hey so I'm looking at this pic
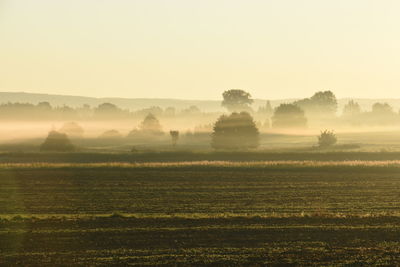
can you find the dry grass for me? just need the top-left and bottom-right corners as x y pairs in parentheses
(1, 160), (400, 169)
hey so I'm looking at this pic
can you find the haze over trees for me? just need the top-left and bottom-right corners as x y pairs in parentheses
(139, 113), (163, 134)
(59, 122), (84, 138)
(372, 102), (394, 115)
(272, 104), (307, 128)
(221, 89), (253, 112)
(294, 91), (338, 116)
(211, 112), (259, 150)
(99, 129), (122, 139)
(128, 113), (164, 139)
(257, 100), (273, 116)
(5, 89), (400, 152)
(94, 103), (123, 118)
(343, 100), (361, 117)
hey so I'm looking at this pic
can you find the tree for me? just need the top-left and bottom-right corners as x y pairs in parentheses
(135, 106), (163, 117)
(94, 103), (123, 118)
(318, 130), (337, 148)
(211, 112), (259, 150)
(271, 104), (307, 128)
(372, 102), (393, 115)
(342, 100), (361, 117)
(221, 89), (253, 112)
(96, 103), (119, 112)
(294, 91), (337, 115)
(164, 107), (176, 117)
(37, 102), (52, 110)
(257, 100), (273, 115)
(169, 130), (179, 147)
(181, 105), (201, 115)
(40, 131), (75, 152)
(139, 113), (163, 134)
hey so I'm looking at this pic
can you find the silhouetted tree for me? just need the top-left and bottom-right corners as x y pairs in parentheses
(94, 103), (123, 118)
(211, 112), (259, 150)
(139, 113), (163, 134)
(318, 130), (337, 148)
(164, 107), (176, 117)
(342, 100), (361, 116)
(222, 89), (253, 112)
(40, 131), (75, 152)
(272, 104), (307, 128)
(96, 103), (119, 112)
(169, 130), (179, 147)
(181, 105), (201, 115)
(37, 102), (52, 110)
(257, 100), (273, 115)
(294, 91), (337, 115)
(372, 102), (394, 115)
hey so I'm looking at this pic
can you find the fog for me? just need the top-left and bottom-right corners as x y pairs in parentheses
(1, 89), (400, 153)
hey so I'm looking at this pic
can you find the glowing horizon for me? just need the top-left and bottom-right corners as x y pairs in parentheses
(1, 0), (400, 100)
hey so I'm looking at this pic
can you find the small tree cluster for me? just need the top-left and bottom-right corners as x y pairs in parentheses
(318, 130), (337, 148)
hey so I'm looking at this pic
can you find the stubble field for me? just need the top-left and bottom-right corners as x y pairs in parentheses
(1, 153), (400, 266)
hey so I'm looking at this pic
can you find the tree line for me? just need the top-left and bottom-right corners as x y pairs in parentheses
(40, 89), (377, 151)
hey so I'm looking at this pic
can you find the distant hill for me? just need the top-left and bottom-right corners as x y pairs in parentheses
(0, 92), (399, 113)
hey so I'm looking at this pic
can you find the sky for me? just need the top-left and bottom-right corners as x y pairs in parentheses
(1, 0), (400, 100)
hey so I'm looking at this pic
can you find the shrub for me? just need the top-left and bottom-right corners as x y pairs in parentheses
(40, 131), (75, 152)
(318, 130), (337, 148)
(211, 112), (259, 150)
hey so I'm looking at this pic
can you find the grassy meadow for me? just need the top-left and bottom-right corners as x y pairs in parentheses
(1, 152), (400, 265)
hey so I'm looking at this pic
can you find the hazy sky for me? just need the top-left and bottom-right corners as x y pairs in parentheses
(1, 0), (399, 100)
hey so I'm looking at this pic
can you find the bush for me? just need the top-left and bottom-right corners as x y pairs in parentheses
(40, 131), (75, 152)
(211, 112), (259, 150)
(318, 130), (337, 148)
(272, 103), (307, 128)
